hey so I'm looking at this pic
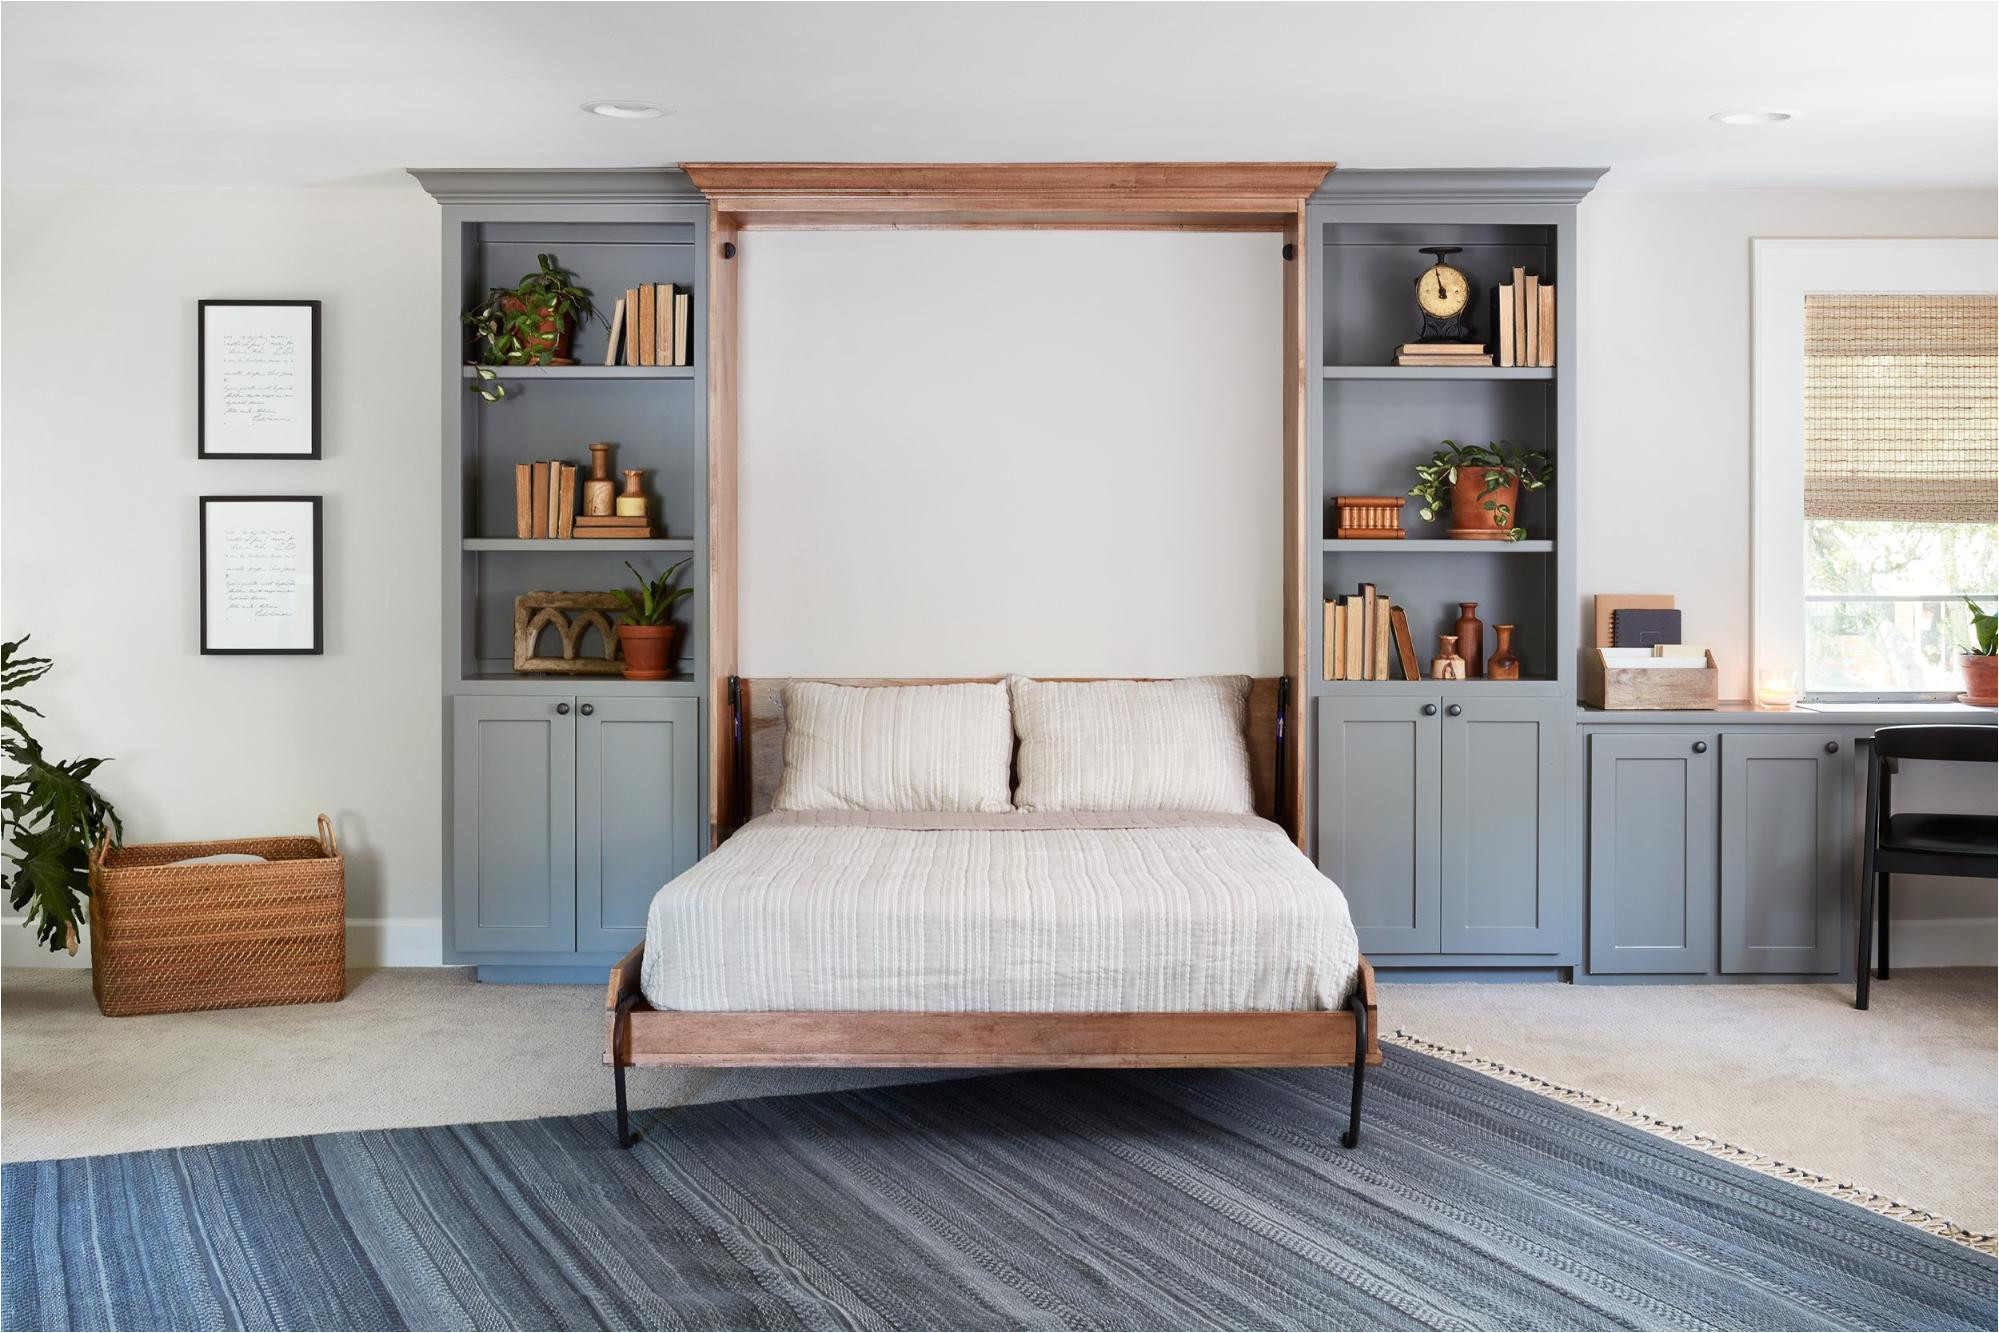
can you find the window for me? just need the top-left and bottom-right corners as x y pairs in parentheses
(1753, 241), (1998, 699)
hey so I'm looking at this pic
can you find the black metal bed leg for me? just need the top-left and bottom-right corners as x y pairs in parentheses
(612, 993), (640, 1148)
(1342, 991), (1369, 1149)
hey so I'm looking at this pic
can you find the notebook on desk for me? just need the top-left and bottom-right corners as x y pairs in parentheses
(1611, 608), (1683, 649)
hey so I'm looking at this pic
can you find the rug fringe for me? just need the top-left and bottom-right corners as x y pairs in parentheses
(1384, 1029), (1997, 1256)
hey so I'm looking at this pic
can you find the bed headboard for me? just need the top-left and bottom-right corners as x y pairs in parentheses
(729, 676), (1287, 831)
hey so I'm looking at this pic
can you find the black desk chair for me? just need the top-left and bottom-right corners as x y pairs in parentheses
(1855, 725), (1997, 1009)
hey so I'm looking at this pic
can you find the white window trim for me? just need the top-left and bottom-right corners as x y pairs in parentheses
(1750, 237), (1997, 699)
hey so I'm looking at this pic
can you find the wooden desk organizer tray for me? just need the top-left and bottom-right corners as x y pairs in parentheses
(1583, 648), (1719, 710)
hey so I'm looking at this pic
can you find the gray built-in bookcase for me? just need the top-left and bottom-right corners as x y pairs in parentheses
(413, 169), (711, 980)
(1304, 170), (1603, 971)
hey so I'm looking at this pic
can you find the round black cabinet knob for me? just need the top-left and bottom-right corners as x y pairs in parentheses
(1446, 704), (1463, 717)
(1692, 740), (1707, 753)
(580, 703), (595, 716)
(1421, 704), (1438, 716)
(555, 702), (571, 715)
(1825, 740), (1839, 754)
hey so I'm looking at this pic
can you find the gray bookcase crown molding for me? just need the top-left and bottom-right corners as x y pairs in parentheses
(1313, 168), (1610, 207)
(409, 167), (704, 207)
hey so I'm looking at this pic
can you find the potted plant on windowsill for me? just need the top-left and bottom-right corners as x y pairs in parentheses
(462, 253), (600, 402)
(611, 559), (692, 681)
(1409, 440), (1552, 541)
(1960, 598), (1996, 706)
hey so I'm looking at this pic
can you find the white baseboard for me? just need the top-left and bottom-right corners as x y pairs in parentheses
(1, 917), (444, 970)
(1874, 917), (1999, 969)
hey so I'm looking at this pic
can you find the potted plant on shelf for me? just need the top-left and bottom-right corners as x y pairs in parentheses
(610, 559), (692, 681)
(1960, 598), (1996, 706)
(1409, 439), (1552, 542)
(2, 638), (122, 956)
(462, 253), (599, 402)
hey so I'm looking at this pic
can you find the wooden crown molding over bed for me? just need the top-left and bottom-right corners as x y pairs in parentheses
(680, 161), (1336, 230)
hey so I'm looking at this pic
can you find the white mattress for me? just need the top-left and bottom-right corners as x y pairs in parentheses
(640, 810), (1361, 1013)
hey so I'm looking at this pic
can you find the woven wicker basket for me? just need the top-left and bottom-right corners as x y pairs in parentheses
(87, 814), (346, 1017)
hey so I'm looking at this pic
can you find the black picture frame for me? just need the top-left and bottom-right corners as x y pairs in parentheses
(199, 496), (324, 655)
(197, 299), (321, 459)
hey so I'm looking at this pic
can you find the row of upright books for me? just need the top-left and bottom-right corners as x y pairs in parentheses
(605, 285), (692, 367)
(1495, 266), (1555, 368)
(1324, 584), (1421, 681)
(512, 461), (653, 539)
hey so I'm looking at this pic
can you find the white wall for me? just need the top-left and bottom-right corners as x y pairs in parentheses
(737, 230), (1282, 677)
(1575, 188), (1997, 698)
(1, 185), (442, 967)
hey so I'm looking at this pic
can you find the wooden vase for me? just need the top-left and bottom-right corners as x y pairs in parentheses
(1453, 601), (1485, 677)
(583, 443), (617, 517)
(1430, 634), (1465, 681)
(1489, 623), (1521, 681)
(616, 469), (648, 519)
(1447, 467), (1518, 541)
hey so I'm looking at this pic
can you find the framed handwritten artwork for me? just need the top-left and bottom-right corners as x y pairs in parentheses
(198, 300), (320, 459)
(199, 496), (323, 654)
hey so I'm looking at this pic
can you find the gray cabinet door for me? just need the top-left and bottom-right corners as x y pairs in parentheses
(1441, 700), (1562, 954)
(1720, 730), (1846, 975)
(1586, 732), (1716, 974)
(576, 696), (701, 954)
(451, 695), (576, 954)
(1317, 696), (1440, 954)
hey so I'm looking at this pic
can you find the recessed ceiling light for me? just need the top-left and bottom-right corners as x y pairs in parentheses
(582, 100), (669, 120)
(1710, 108), (1797, 126)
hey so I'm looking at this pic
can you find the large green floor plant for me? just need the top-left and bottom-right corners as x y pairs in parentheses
(3, 638), (121, 954)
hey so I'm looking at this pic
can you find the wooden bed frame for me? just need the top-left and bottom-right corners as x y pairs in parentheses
(603, 675), (1383, 1149)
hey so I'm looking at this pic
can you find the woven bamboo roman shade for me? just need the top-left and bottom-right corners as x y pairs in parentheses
(1803, 293), (1997, 522)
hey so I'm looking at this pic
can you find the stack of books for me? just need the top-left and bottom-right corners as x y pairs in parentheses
(1494, 266), (1556, 367)
(513, 461), (655, 539)
(1324, 584), (1421, 681)
(604, 284), (693, 367)
(1395, 342), (1492, 367)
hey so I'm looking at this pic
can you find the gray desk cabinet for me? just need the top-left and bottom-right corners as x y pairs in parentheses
(1587, 732), (1716, 973)
(576, 696), (700, 953)
(1318, 696), (1563, 957)
(453, 693), (699, 958)
(452, 696), (577, 954)
(1719, 730), (1846, 975)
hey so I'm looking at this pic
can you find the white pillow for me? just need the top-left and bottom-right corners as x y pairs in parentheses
(1009, 675), (1256, 814)
(773, 681), (1014, 813)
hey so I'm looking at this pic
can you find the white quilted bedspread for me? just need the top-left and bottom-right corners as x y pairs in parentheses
(640, 811), (1361, 1013)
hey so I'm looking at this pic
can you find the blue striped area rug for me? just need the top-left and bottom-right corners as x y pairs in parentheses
(4, 1047), (1992, 1331)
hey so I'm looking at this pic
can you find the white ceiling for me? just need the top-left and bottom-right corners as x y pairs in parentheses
(3, 1), (1994, 192)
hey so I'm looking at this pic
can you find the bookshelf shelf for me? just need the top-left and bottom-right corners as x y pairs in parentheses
(1308, 676), (1564, 698)
(462, 537), (695, 552)
(461, 364), (694, 380)
(1322, 366), (1553, 381)
(1321, 539), (1553, 554)
(457, 673), (705, 696)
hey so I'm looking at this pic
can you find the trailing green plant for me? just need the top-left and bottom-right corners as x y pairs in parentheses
(462, 253), (600, 401)
(1963, 598), (1997, 656)
(2, 638), (121, 955)
(611, 559), (693, 627)
(1408, 439), (1552, 541)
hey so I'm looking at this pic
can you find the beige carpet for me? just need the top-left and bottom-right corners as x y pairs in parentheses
(3, 967), (1992, 1233)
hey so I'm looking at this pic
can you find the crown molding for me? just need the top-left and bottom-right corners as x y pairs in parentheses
(1312, 168), (1608, 207)
(407, 168), (703, 206)
(681, 162), (1335, 230)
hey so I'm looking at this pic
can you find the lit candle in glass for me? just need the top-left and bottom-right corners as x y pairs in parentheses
(1756, 668), (1798, 710)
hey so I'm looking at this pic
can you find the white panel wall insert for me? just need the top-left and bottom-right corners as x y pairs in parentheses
(737, 229), (1283, 678)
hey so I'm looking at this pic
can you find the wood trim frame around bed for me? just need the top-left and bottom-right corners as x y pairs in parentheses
(604, 672), (1379, 1151)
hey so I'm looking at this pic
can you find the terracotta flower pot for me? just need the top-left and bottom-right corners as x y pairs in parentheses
(618, 624), (677, 681)
(1960, 652), (1997, 707)
(1448, 467), (1520, 541)
(501, 296), (575, 365)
